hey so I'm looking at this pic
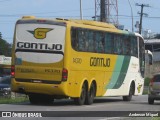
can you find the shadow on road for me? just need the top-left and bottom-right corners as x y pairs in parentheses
(10, 96), (126, 106)
(10, 95), (160, 106)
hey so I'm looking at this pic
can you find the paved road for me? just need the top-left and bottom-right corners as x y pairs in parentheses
(0, 95), (159, 120)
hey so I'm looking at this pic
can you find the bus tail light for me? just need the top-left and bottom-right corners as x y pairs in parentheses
(11, 65), (15, 77)
(62, 68), (68, 81)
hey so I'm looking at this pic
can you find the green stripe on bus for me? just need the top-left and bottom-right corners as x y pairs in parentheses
(113, 56), (131, 89)
(106, 56), (124, 89)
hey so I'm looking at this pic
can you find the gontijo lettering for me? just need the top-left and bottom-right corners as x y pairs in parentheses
(17, 42), (62, 51)
(90, 57), (110, 67)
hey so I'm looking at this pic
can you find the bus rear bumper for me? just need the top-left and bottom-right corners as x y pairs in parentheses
(11, 78), (69, 97)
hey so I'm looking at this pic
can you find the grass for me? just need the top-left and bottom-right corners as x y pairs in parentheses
(143, 90), (148, 95)
(152, 118), (160, 120)
(0, 96), (29, 104)
(142, 77), (151, 95)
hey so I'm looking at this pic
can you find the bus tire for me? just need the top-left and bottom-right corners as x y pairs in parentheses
(74, 83), (87, 105)
(123, 83), (134, 101)
(85, 82), (96, 105)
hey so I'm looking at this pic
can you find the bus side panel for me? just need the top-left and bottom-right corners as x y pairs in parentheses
(67, 48), (118, 97)
(104, 56), (144, 96)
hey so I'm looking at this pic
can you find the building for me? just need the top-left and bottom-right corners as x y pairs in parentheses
(145, 39), (160, 77)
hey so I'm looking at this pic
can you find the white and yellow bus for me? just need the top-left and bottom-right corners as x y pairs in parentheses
(11, 16), (146, 105)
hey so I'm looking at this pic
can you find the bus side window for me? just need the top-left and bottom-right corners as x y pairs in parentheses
(113, 35), (119, 54)
(88, 31), (94, 52)
(127, 37), (131, 55)
(117, 35), (123, 54)
(104, 33), (113, 54)
(139, 37), (145, 77)
(131, 37), (138, 57)
(123, 36), (131, 55)
(98, 32), (105, 53)
(134, 37), (138, 57)
(114, 34), (124, 55)
(95, 32), (100, 53)
(101, 33), (105, 53)
(78, 29), (85, 51)
(83, 30), (89, 52)
(71, 27), (78, 51)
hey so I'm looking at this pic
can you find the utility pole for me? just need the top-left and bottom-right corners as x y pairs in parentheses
(100, 0), (106, 22)
(128, 0), (134, 32)
(136, 3), (150, 34)
(95, 0), (118, 24)
(80, 0), (83, 20)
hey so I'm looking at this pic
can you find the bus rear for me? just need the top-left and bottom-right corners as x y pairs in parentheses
(11, 17), (68, 101)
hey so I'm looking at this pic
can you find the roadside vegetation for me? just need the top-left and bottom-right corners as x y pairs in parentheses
(0, 96), (29, 104)
(152, 117), (160, 120)
(0, 33), (12, 57)
(144, 77), (151, 86)
(143, 77), (151, 95)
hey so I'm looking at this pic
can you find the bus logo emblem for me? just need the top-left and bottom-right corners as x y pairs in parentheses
(28, 28), (53, 39)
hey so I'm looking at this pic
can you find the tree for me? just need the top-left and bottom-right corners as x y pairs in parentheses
(0, 32), (2, 39)
(0, 32), (12, 56)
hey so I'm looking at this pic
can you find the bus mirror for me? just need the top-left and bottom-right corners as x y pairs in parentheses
(145, 50), (153, 65)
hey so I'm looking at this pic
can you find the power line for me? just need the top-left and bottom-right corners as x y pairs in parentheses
(0, 8), (94, 17)
(0, 0), (12, 2)
(1, 14), (160, 20)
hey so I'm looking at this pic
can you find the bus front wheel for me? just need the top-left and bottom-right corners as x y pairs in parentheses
(74, 83), (87, 105)
(123, 83), (134, 101)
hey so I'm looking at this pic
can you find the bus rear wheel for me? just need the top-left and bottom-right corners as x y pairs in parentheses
(74, 83), (87, 105)
(123, 83), (134, 101)
(85, 82), (96, 105)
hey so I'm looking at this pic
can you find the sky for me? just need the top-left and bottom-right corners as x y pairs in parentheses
(0, 0), (160, 43)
